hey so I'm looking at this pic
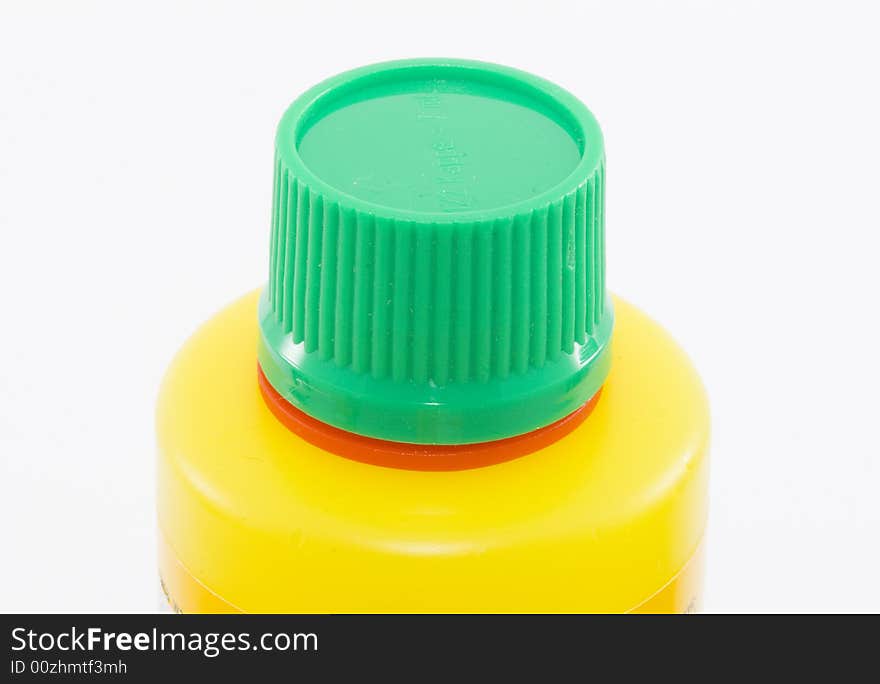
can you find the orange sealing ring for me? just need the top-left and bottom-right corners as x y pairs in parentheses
(258, 365), (601, 471)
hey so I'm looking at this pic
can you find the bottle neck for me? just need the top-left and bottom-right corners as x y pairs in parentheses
(257, 365), (601, 471)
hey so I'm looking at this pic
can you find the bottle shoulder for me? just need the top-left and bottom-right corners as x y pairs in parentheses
(157, 289), (709, 612)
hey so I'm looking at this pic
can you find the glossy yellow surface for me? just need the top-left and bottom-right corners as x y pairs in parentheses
(156, 291), (710, 613)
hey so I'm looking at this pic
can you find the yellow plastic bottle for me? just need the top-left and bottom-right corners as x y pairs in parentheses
(157, 59), (710, 613)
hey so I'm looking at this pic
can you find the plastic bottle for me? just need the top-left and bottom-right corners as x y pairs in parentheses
(156, 59), (710, 613)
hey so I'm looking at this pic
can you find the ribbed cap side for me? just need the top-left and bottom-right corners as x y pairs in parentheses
(266, 154), (606, 386)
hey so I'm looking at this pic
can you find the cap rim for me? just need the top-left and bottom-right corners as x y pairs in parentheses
(259, 291), (613, 445)
(276, 58), (605, 224)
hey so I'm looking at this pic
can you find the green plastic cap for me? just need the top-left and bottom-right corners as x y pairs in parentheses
(258, 59), (612, 445)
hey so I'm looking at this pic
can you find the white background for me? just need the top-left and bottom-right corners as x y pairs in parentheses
(2, 1), (878, 613)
